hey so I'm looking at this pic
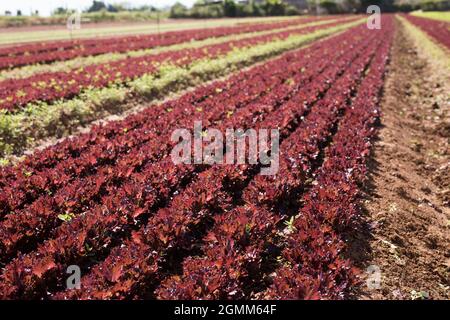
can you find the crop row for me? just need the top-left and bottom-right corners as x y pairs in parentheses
(59, 27), (383, 300)
(0, 18), (353, 112)
(0, 19), (362, 159)
(0, 18), (330, 70)
(0, 51), (311, 264)
(55, 38), (376, 300)
(403, 14), (450, 50)
(166, 21), (393, 301)
(0, 18), (345, 82)
(0, 22), (379, 299)
(266, 18), (394, 299)
(155, 36), (381, 300)
(0, 24), (370, 275)
(0, 20), (366, 219)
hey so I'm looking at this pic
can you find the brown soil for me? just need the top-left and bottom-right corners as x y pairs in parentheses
(353, 19), (449, 300)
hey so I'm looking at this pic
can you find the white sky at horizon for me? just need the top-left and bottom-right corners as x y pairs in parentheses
(0, 1), (196, 17)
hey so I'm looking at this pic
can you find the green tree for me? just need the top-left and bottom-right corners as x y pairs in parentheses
(420, 0), (450, 11)
(319, 0), (339, 13)
(170, 2), (189, 18)
(52, 7), (69, 15)
(340, 0), (362, 12)
(107, 4), (119, 13)
(224, 0), (237, 17)
(87, 1), (107, 13)
(263, 0), (286, 16)
(360, 0), (395, 12)
(191, 0), (224, 18)
(252, 1), (265, 16)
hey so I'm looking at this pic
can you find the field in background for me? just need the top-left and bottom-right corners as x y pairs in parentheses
(411, 10), (450, 21)
(0, 11), (169, 29)
(0, 16), (298, 45)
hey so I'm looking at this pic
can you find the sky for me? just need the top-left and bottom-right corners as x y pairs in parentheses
(0, 0), (196, 16)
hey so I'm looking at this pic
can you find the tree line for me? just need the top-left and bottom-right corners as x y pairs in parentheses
(170, 0), (450, 18)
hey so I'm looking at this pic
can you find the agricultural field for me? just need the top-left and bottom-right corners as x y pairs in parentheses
(411, 10), (450, 22)
(0, 12), (448, 303)
(0, 16), (297, 45)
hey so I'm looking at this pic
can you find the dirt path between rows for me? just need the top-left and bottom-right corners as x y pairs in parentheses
(353, 18), (449, 300)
